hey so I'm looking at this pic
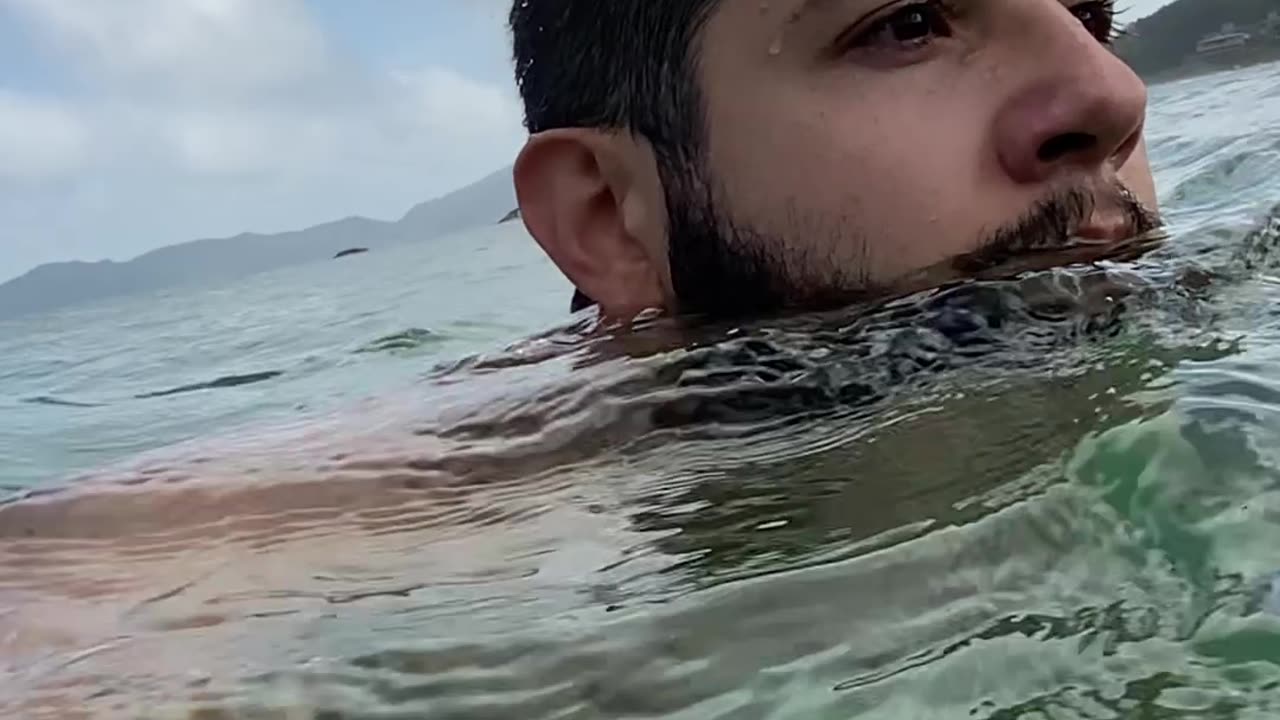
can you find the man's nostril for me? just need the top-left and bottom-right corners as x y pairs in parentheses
(1037, 132), (1097, 163)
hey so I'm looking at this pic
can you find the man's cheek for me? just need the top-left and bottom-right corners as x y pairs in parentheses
(1119, 136), (1158, 210)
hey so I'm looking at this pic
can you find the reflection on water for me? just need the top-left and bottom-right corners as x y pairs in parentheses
(2, 231), (1272, 718)
(9, 65), (1280, 718)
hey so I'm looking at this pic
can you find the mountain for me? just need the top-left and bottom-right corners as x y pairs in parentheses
(1115, 0), (1280, 79)
(0, 167), (517, 321)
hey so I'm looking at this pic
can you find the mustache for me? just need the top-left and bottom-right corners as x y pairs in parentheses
(953, 185), (1162, 274)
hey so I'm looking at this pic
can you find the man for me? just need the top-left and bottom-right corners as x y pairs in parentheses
(0, 3), (1175, 713)
(508, 0), (1161, 320)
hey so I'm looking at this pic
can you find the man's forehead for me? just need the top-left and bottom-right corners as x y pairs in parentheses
(715, 0), (848, 24)
(787, 0), (851, 21)
(696, 0), (835, 76)
(704, 0), (850, 47)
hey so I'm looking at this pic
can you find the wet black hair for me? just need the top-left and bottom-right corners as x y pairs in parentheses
(509, 1), (719, 155)
(509, 1), (722, 312)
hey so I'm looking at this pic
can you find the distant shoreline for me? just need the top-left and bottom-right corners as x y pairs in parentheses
(0, 166), (517, 323)
(1136, 46), (1280, 87)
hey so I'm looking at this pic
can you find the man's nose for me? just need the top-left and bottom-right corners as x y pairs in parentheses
(992, 11), (1147, 185)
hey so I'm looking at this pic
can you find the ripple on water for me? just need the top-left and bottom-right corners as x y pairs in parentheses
(1, 242), (1261, 719)
(14, 85), (1280, 716)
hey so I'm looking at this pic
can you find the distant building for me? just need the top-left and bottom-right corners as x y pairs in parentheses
(1196, 22), (1252, 56)
(1196, 31), (1251, 55)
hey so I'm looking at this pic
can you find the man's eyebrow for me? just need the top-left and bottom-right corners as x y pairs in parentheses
(791, 0), (841, 22)
(792, 0), (894, 24)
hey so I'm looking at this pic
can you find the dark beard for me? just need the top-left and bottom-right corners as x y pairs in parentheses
(561, 156), (1163, 318)
(663, 163), (1161, 320)
(664, 164), (870, 319)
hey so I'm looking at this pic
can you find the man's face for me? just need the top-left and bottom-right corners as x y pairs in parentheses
(660, 0), (1158, 314)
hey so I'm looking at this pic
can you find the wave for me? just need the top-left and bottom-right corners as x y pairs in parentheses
(354, 328), (442, 354)
(0, 248), (1262, 719)
(14, 144), (1280, 718)
(134, 370), (284, 399)
(19, 395), (104, 408)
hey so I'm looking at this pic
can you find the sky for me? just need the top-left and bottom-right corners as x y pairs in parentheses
(1125, 0), (1178, 25)
(0, 0), (1176, 282)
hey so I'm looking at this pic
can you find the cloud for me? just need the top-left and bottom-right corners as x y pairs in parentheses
(3, 0), (523, 171)
(157, 107), (334, 177)
(0, 0), (526, 274)
(2, 0), (333, 101)
(394, 66), (523, 141)
(0, 91), (88, 181)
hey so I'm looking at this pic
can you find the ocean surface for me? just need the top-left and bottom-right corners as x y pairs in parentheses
(6, 63), (1280, 718)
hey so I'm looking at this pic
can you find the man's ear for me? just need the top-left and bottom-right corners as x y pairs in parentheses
(514, 129), (667, 319)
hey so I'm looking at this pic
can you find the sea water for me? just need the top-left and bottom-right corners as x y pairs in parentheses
(5, 63), (1280, 718)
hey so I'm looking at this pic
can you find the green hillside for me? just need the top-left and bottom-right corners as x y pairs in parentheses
(1116, 0), (1280, 79)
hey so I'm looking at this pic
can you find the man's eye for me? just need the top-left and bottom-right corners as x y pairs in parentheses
(1070, 1), (1118, 44)
(849, 1), (954, 51)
